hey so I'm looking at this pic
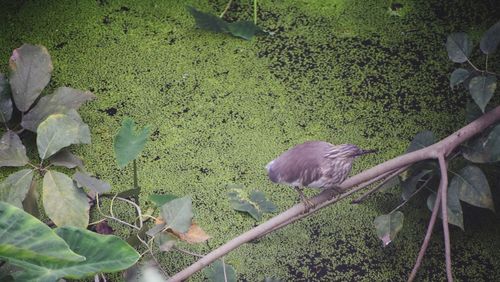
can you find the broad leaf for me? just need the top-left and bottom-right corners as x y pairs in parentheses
(401, 170), (432, 201)
(227, 186), (276, 220)
(427, 188), (464, 230)
(463, 124), (500, 163)
(146, 223), (166, 237)
(0, 169), (34, 208)
(446, 33), (472, 63)
(43, 170), (89, 228)
(480, 20), (500, 54)
(73, 171), (111, 194)
(204, 260), (237, 282)
(0, 130), (29, 167)
(160, 196), (193, 233)
(450, 68), (470, 88)
(154, 232), (178, 252)
(0, 201), (84, 267)
(466, 100), (483, 123)
(0, 73), (13, 123)
(65, 109), (91, 144)
(171, 223), (210, 244)
(249, 191), (277, 213)
(227, 21), (264, 40)
(450, 166), (493, 211)
(406, 131), (435, 153)
(49, 149), (84, 169)
(21, 87), (95, 132)
(373, 211), (404, 247)
(149, 194), (178, 207)
(469, 75), (497, 112)
(8, 44), (53, 112)
(114, 117), (150, 168)
(37, 113), (90, 159)
(22, 175), (40, 218)
(14, 226), (140, 281)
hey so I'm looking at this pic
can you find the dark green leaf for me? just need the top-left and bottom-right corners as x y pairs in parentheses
(149, 194), (178, 207)
(73, 171), (111, 194)
(0, 169), (34, 208)
(406, 131), (435, 153)
(21, 87), (95, 132)
(22, 175), (40, 218)
(463, 124), (500, 163)
(249, 191), (277, 213)
(0, 130), (29, 167)
(227, 21), (264, 40)
(126, 225), (148, 249)
(43, 170), (89, 228)
(450, 166), (494, 211)
(114, 117), (150, 168)
(205, 260), (237, 282)
(427, 188), (464, 230)
(373, 211), (404, 247)
(154, 232), (178, 252)
(49, 149), (84, 169)
(466, 100), (483, 123)
(37, 113), (90, 159)
(469, 75), (497, 112)
(0, 201), (84, 268)
(160, 196), (193, 233)
(8, 44), (53, 112)
(379, 175), (400, 192)
(480, 20), (500, 54)
(146, 223), (166, 237)
(0, 73), (13, 123)
(14, 226), (140, 281)
(450, 68), (470, 88)
(228, 190), (261, 220)
(188, 6), (229, 33)
(401, 170), (432, 201)
(446, 33), (472, 63)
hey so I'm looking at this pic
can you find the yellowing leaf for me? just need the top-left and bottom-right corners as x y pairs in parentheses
(173, 223), (210, 244)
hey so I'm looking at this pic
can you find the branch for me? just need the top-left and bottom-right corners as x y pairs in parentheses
(168, 106), (500, 282)
(438, 155), (453, 281)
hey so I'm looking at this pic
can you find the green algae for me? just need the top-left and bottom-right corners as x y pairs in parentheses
(0, 0), (500, 281)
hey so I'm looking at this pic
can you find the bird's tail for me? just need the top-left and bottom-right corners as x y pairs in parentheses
(356, 149), (377, 156)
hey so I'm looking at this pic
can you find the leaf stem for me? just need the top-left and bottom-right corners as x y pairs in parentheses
(133, 159), (138, 189)
(438, 155), (453, 281)
(219, 0), (233, 18)
(389, 175), (432, 214)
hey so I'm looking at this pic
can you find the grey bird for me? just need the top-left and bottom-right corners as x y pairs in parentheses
(266, 141), (376, 208)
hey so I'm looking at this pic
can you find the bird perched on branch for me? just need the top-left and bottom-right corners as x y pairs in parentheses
(266, 141), (376, 208)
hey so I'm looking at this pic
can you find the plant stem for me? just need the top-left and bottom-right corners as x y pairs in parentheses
(253, 0), (257, 24)
(219, 0), (233, 18)
(389, 175), (432, 215)
(438, 155), (453, 281)
(133, 159), (138, 189)
(352, 165), (410, 204)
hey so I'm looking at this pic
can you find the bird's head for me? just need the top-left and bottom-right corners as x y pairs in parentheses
(327, 144), (377, 159)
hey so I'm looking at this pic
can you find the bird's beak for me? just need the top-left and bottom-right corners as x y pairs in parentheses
(355, 149), (377, 157)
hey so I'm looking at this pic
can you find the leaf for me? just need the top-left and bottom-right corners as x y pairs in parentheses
(249, 191), (277, 213)
(146, 223), (166, 237)
(227, 21), (264, 40)
(465, 100), (483, 123)
(160, 196), (193, 233)
(480, 20), (500, 54)
(22, 175), (40, 219)
(21, 86), (95, 132)
(148, 194), (178, 207)
(0, 130), (29, 167)
(401, 170), (432, 201)
(469, 75), (497, 113)
(427, 189), (464, 230)
(0, 201), (84, 268)
(463, 124), (500, 163)
(154, 232), (177, 252)
(204, 260), (237, 282)
(0, 169), (34, 208)
(43, 170), (89, 228)
(373, 211), (404, 247)
(114, 117), (150, 168)
(49, 149), (84, 169)
(73, 171), (111, 194)
(450, 68), (470, 88)
(13, 226), (140, 281)
(8, 44), (53, 112)
(0, 73), (13, 123)
(379, 175), (400, 192)
(446, 33), (473, 63)
(172, 223), (210, 244)
(117, 188), (141, 199)
(449, 166), (494, 211)
(37, 113), (90, 159)
(406, 131), (435, 153)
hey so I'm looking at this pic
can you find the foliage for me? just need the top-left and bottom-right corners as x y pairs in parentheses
(0, 201), (140, 281)
(114, 118), (151, 168)
(374, 211), (404, 246)
(227, 184), (277, 220)
(0, 44), (107, 228)
(204, 260), (237, 282)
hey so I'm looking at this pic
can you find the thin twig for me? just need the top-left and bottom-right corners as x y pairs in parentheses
(95, 194), (140, 230)
(222, 257), (228, 282)
(173, 246), (205, 258)
(353, 165), (410, 204)
(253, 0), (257, 24)
(438, 155), (453, 281)
(219, 0), (233, 18)
(389, 175), (432, 214)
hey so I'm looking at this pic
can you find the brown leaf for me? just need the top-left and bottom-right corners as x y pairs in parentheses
(155, 216), (165, 225)
(172, 223), (210, 244)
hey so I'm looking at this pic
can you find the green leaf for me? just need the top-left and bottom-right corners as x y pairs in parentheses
(14, 226), (140, 281)
(149, 194), (178, 207)
(465, 100), (483, 123)
(463, 124), (500, 163)
(8, 44), (53, 112)
(204, 260), (237, 282)
(480, 20), (500, 54)
(73, 172), (111, 194)
(446, 33), (472, 63)
(406, 130), (435, 153)
(469, 75), (497, 112)
(450, 166), (494, 211)
(49, 149), (84, 169)
(227, 21), (264, 40)
(114, 117), (150, 168)
(160, 196), (193, 233)
(427, 189), (464, 230)
(0, 130), (29, 167)
(373, 211), (404, 247)
(0, 73), (13, 123)
(21, 87), (95, 132)
(0, 201), (84, 268)
(37, 113), (90, 160)
(401, 170), (432, 201)
(379, 175), (400, 192)
(0, 169), (34, 208)
(22, 175), (40, 219)
(154, 232), (178, 252)
(42, 170), (89, 228)
(450, 68), (470, 88)
(249, 191), (277, 213)
(227, 185), (276, 220)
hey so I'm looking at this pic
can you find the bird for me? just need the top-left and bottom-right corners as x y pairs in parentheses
(266, 141), (376, 209)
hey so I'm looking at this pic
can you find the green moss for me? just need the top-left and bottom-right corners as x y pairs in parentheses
(0, 0), (499, 281)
